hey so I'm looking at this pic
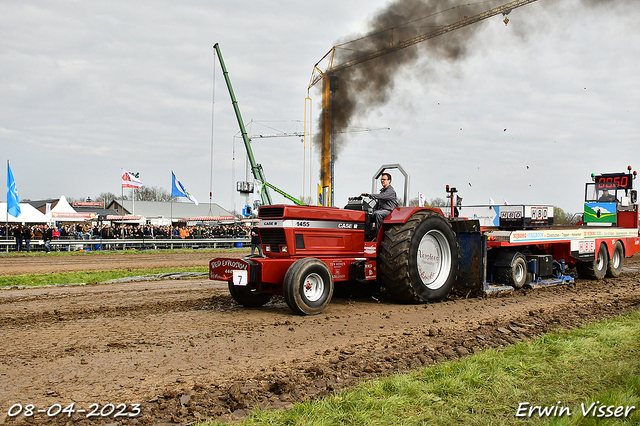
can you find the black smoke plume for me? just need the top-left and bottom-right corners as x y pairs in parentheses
(321, 0), (489, 162)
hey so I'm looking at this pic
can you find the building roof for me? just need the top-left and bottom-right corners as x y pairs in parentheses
(107, 200), (234, 221)
(27, 199), (61, 211)
(74, 207), (120, 217)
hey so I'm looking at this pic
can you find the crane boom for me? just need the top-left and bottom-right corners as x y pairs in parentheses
(214, 43), (272, 206)
(310, 0), (539, 89)
(250, 132), (305, 139)
(214, 43), (305, 207)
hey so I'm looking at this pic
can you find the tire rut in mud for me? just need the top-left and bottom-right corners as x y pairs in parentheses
(0, 294), (236, 328)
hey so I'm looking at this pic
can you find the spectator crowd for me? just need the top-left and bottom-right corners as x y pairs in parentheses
(1, 223), (251, 252)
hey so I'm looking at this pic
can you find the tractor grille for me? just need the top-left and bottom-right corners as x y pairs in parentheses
(259, 228), (287, 253)
(259, 207), (284, 218)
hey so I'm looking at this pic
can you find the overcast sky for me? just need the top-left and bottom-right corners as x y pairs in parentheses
(2, 0), (639, 215)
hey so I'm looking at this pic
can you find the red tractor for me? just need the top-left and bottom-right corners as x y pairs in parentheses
(210, 166), (479, 315)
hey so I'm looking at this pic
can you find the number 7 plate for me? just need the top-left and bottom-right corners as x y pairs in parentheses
(233, 270), (248, 286)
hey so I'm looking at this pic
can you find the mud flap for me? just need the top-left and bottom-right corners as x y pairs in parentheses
(454, 230), (483, 293)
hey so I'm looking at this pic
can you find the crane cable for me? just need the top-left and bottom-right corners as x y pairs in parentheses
(334, 0), (502, 51)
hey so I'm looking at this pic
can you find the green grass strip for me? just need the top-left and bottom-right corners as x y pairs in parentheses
(205, 310), (640, 426)
(0, 267), (208, 287)
(0, 247), (247, 286)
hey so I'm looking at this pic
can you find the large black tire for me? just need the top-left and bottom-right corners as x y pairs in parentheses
(283, 258), (334, 315)
(228, 281), (273, 308)
(576, 243), (608, 280)
(606, 241), (624, 278)
(496, 253), (528, 289)
(379, 210), (458, 303)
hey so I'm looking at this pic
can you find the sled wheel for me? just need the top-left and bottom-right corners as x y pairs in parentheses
(380, 210), (458, 303)
(576, 243), (608, 280)
(228, 281), (272, 308)
(605, 241), (624, 278)
(496, 253), (528, 289)
(283, 258), (334, 315)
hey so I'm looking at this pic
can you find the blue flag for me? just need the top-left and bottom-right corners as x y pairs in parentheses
(7, 161), (21, 218)
(171, 171), (199, 206)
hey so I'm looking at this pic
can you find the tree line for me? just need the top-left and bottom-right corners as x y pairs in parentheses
(66, 186), (174, 205)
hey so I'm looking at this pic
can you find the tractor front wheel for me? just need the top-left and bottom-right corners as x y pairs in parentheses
(283, 258), (334, 315)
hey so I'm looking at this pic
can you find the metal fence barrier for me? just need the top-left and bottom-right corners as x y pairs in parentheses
(0, 237), (250, 252)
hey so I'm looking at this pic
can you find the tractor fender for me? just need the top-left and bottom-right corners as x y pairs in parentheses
(383, 207), (445, 225)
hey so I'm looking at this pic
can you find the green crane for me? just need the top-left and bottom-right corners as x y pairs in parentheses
(214, 43), (305, 207)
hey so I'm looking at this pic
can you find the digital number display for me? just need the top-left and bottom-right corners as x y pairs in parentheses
(595, 173), (632, 190)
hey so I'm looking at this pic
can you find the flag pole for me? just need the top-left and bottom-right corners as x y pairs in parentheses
(170, 171), (173, 239)
(121, 168), (124, 216)
(6, 160), (22, 249)
(5, 161), (9, 248)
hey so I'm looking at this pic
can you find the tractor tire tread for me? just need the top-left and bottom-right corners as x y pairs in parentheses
(379, 210), (457, 304)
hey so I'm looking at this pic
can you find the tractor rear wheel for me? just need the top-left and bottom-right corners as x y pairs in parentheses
(379, 210), (458, 303)
(605, 241), (624, 278)
(576, 243), (608, 280)
(228, 282), (273, 307)
(283, 258), (334, 315)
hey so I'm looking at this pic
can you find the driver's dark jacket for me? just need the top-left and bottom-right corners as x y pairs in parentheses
(370, 184), (398, 211)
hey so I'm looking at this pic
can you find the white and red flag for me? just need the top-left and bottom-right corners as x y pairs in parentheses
(121, 168), (144, 189)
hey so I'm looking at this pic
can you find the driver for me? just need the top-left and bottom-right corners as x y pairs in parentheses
(361, 172), (398, 233)
(598, 189), (616, 202)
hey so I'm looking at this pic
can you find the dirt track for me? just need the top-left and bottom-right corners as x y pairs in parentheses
(0, 251), (224, 276)
(0, 251), (639, 425)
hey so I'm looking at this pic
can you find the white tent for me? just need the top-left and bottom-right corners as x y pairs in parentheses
(48, 195), (95, 221)
(1, 203), (50, 223)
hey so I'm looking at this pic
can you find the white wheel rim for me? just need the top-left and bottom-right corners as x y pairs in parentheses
(515, 261), (525, 283)
(417, 230), (452, 290)
(612, 248), (621, 269)
(302, 273), (324, 302)
(597, 250), (605, 271)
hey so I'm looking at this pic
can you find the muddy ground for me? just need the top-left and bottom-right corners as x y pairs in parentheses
(0, 251), (639, 425)
(0, 251), (223, 276)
